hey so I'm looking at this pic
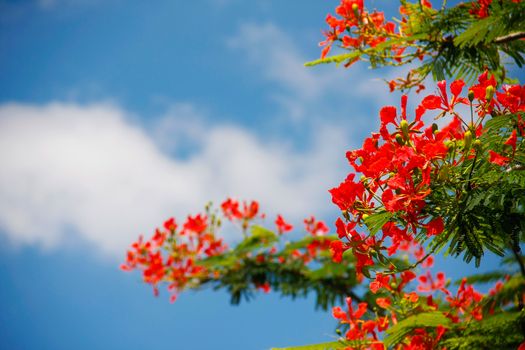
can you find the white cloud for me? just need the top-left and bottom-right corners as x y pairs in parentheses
(227, 22), (396, 122)
(0, 102), (349, 258)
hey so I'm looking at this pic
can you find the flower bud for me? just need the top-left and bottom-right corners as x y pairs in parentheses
(395, 134), (405, 145)
(437, 165), (449, 182)
(485, 85), (495, 101)
(352, 3), (359, 17)
(468, 89), (475, 102)
(445, 140), (455, 151)
(463, 130), (473, 150)
(473, 139), (482, 150)
(400, 119), (410, 140)
(432, 123), (439, 133)
(362, 213), (369, 220)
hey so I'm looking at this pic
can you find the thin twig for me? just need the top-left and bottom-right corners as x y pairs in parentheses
(494, 32), (525, 44)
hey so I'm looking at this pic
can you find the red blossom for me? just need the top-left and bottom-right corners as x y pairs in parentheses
(304, 216), (329, 236)
(489, 150), (510, 166)
(425, 217), (444, 236)
(376, 297), (391, 309)
(275, 214), (293, 235)
(164, 217), (177, 232)
(370, 273), (391, 294)
(330, 240), (347, 263)
(505, 129), (518, 152)
(418, 271), (447, 293)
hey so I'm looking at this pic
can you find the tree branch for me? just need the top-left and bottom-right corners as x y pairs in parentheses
(494, 32), (525, 44)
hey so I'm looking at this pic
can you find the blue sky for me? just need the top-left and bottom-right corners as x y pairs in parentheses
(0, 1), (522, 349)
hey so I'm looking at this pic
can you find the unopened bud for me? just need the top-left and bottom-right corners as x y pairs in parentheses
(395, 134), (405, 145)
(352, 3), (359, 16)
(437, 165), (449, 182)
(432, 123), (439, 133)
(400, 119), (410, 139)
(445, 140), (455, 151)
(463, 130), (473, 150)
(473, 139), (482, 150)
(468, 90), (475, 102)
(362, 214), (370, 220)
(485, 85), (495, 101)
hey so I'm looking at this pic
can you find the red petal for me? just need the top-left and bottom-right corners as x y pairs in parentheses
(421, 95), (442, 110)
(380, 106), (397, 125)
(450, 79), (465, 97)
(489, 150), (510, 166)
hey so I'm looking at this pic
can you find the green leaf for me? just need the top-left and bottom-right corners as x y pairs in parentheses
(364, 211), (393, 236)
(195, 253), (237, 268)
(305, 51), (361, 67)
(454, 17), (495, 48)
(234, 225), (278, 254)
(304, 34), (429, 67)
(441, 311), (525, 349)
(384, 312), (452, 347)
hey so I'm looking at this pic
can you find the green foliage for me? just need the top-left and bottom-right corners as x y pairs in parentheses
(306, 0), (525, 88)
(234, 225), (279, 254)
(197, 232), (360, 310)
(454, 270), (509, 285)
(384, 312), (452, 348)
(423, 112), (525, 267)
(364, 211), (393, 236)
(481, 274), (525, 312)
(441, 311), (525, 349)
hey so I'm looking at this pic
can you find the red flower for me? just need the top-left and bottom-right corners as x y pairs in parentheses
(418, 79), (467, 114)
(497, 84), (525, 113)
(489, 150), (510, 166)
(183, 214), (208, 234)
(304, 216), (329, 236)
(425, 217), (444, 236)
(221, 198), (261, 221)
(504, 129), (517, 152)
(418, 271), (447, 293)
(370, 273), (391, 294)
(329, 174), (366, 212)
(275, 214), (293, 235)
(164, 217), (177, 232)
(376, 297), (391, 309)
(256, 282), (271, 294)
(330, 240), (347, 263)
(335, 217), (357, 239)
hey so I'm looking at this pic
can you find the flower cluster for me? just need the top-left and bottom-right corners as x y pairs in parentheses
(320, 0), (421, 61)
(469, 0), (522, 18)
(329, 73), (524, 279)
(319, 0), (433, 91)
(121, 198), (338, 301)
(331, 243), (509, 350)
(120, 213), (228, 302)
